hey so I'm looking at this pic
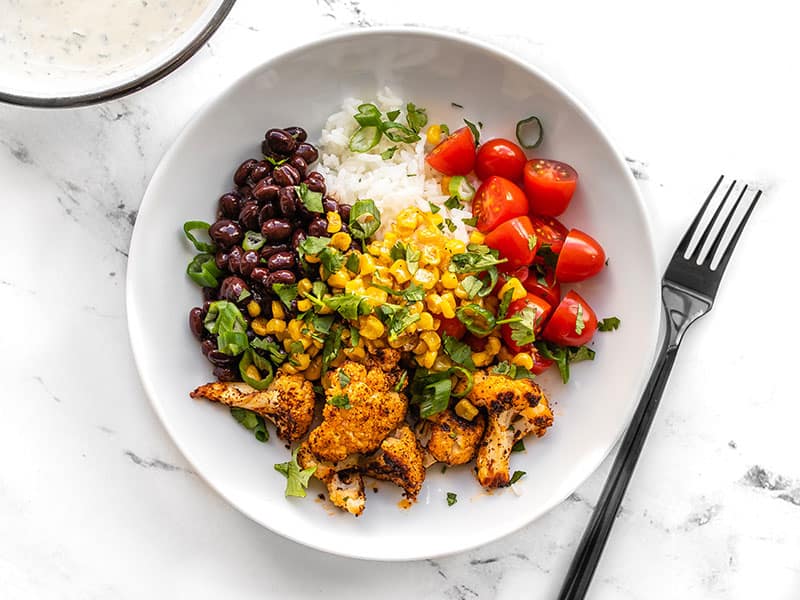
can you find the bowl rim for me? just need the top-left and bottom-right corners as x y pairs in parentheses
(126, 25), (661, 561)
(0, 0), (237, 109)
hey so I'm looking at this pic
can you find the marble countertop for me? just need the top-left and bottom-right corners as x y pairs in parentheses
(1, 1), (798, 598)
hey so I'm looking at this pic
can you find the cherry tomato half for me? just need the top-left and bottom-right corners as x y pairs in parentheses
(540, 290), (597, 347)
(484, 216), (539, 271)
(475, 138), (527, 181)
(426, 127), (476, 176)
(473, 176), (529, 233)
(438, 316), (467, 341)
(523, 267), (561, 307)
(501, 294), (552, 353)
(530, 214), (568, 256)
(555, 229), (606, 283)
(523, 159), (578, 216)
(530, 352), (554, 375)
(493, 266), (530, 294)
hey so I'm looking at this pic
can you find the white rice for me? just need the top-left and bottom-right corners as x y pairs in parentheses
(317, 87), (475, 241)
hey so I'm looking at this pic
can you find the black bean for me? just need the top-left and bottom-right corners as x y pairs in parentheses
(250, 267), (271, 289)
(234, 159), (257, 185)
(266, 128), (297, 155)
(259, 243), (291, 259)
(294, 142), (319, 164)
(258, 202), (278, 225)
(240, 250), (259, 277)
(306, 170), (324, 182)
(249, 161), (271, 183)
(304, 176), (325, 195)
(202, 287), (219, 302)
(238, 201), (261, 231)
(272, 164), (301, 187)
(322, 196), (338, 214)
(338, 203), (351, 222)
(201, 339), (216, 356)
(261, 218), (292, 241)
(213, 366), (239, 382)
(252, 179), (280, 202)
(269, 270), (296, 285)
(288, 155), (307, 178)
(339, 223), (349, 234)
(208, 350), (237, 367)
(219, 276), (249, 303)
(189, 307), (205, 339)
(285, 126), (307, 143)
(308, 217), (328, 237)
(237, 185), (254, 203)
(291, 229), (307, 249)
(278, 187), (298, 217)
(208, 219), (243, 248)
(214, 249), (230, 271)
(202, 300), (212, 312)
(226, 246), (243, 273)
(267, 251), (296, 271)
(349, 240), (363, 252)
(218, 192), (242, 219)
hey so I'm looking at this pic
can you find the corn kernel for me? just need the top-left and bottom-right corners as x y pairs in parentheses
(425, 212), (444, 227)
(271, 301), (285, 320)
(389, 259), (412, 284)
(486, 336), (502, 356)
(296, 299), (312, 312)
(418, 312), (435, 331)
(265, 318), (286, 335)
(326, 211), (342, 233)
(364, 286), (389, 306)
(244, 364), (261, 381)
(425, 292), (443, 314)
(389, 336), (408, 349)
(345, 278), (366, 295)
(372, 266), (393, 286)
(512, 352), (534, 370)
(396, 208), (420, 232)
(444, 239), (466, 255)
(367, 242), (382, 257)
(420, 245), (442, 267)
(412, 268), (437, 290)
(441, 271), (459, 289)
(297, 278), (313, 295)
(327, 269), (350, 288)
(499, 277), (527, 302)
(417, 226), (442, 244)
(418, 350), (438, 369)
(344, 345), (366, 360)
(454, 399), (479, 421)
(304, 253), (320, 264)
(383, 231), (398, 245)
(304, 356), (322, 380)
(454, 285), (469, 300)
(469, 230), (486, 245)
(287, 319), (303, 340)
(308, 342), (321, 356)
(440, 175), (452, 196)
(426, 124), (442, 146)
(440, 292), (457, 319)
(359, 315), (385, 340)
(359, 253), (377, 276)
(413, 340), (428, 355)
(293, 353), (311, 370)
(282, 362), (298, 374)
(472, 351), (492, 367)
(246, 300), (261, 318)
(251, 317), (269, 336)
(328, 232), (349, 251)
(420, 331), (441, 352)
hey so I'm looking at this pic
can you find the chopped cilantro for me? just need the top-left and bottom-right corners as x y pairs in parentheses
(274, 447), (316, 497)
(328, 394), (352, 409)
(338, 371), (350, 387)
(442, 334), (475, 370)
(511, 439), (525, 453)
(271, 283), (298, 309)
(381, 146), (398, 160)
(509, 470), (526, 485)
(598, 317), (621, 331)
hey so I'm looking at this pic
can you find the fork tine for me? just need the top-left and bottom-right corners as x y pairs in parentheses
(675, 175), (725, 256)
(688, 177), (737, 262)
(704, 183), (749, 266)
(712, 189), (761, 273)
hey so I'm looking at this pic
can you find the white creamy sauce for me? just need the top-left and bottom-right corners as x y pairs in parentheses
(0, 0), (211, 89)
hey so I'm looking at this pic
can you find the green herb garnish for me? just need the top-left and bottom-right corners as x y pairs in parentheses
(464, 119), (480, 145)
(203, 301), (248, 356)
(598, 317), (621, 331)
(446, 492), (458, 506)
(230, 407), (269, 442)
(274, 447), (316, 498)
(381, 146), (398, 160)
(349, 199), (381, 240)
(271, 283), (298, 308)
(511, 439), (525, 453)
(328, 394), (352, 409)
(509, 470), (526, 485)
(442, 334), (476, 370)
(294, 182), (324, 213)
(405, 102), (428, 133)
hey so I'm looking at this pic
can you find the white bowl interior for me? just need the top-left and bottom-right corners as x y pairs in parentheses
(127, 29), (660, 560)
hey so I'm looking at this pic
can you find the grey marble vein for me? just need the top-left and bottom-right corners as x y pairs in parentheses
(124, 451), (194, 474)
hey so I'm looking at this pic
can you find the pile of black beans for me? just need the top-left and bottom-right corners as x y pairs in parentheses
(188, 126), (355, 381)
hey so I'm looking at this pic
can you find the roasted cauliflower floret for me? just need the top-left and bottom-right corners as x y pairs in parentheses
(297, 443), (365, 516)
(308, 360), (407, 462)
(189, 374), (315, 442)
(362, 425), (425, 499)
(468, 372), (553, 488)
(426, 409), (486, 466)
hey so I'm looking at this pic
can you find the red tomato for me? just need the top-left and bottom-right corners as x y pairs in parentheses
(438, 316), (466, 341)
(475, 138), (527, 181)
(426, 127), (476, 176)
(523, 159), (578, 216)
(555, 229), (606, 283)
(523, 267), (561, 307)
(501, 294), (552, 353)
(530, 352), (554, 375)
(484, 216), (539, 271)
(493, 266), (530, 294)
(541, 290), (597, 347)
(530, 215), (568, 256)
(464, 334), (488, 353)
(473, 176), (529, 233)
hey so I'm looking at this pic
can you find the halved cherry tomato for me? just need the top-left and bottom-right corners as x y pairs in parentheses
(438, 316), (467, 341)
(501, 294), (552, 353)
(540, 290), (597, 347)
(530, 352), (554, 375)
(523, 267), (561, 307)
(555, 229), (606, 283)
(484, 216), (539, 271)
(523, 159), (578, 216)
(426, 127), (476, 176)
(530, 214), (568, 256)
(493, 266), (529, 294)
(473, 176), (529, 233)
(475, 138), (527, 181)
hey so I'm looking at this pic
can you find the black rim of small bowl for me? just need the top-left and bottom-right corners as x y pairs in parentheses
(0, 0), (237, 109)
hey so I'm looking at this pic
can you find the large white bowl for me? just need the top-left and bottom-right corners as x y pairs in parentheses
(127, 28), (660, 561)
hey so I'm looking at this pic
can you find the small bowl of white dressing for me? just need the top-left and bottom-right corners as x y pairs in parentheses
(0, 0), (235, 108)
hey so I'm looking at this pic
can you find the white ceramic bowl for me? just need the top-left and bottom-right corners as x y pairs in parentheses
(127, 28), (660, 561)
(0, 0), (234, 108)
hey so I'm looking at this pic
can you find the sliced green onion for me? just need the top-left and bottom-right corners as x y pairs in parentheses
(455, 303), (496, 337)
(349, 199), (381, 240)
(186, 253), (222, 287)
(448, 176), (475, 202)
(183, 221), (215, 252)
(382, 122), (421, 144)
(516, 115), (544, 149)
(449, 366), (474, 398)
(242, 230), (266, 251)
(354, 103), (383, 127)
(464, 119), (480, 146)
(349, 126), (382, 153)
(239, 348), (274, 390)
(418, 377), (452, 419)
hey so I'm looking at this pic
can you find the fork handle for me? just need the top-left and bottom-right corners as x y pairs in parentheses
(557, 339), (678, 600)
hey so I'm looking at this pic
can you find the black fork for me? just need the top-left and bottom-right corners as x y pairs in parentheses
(558, 176), (762, 600)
